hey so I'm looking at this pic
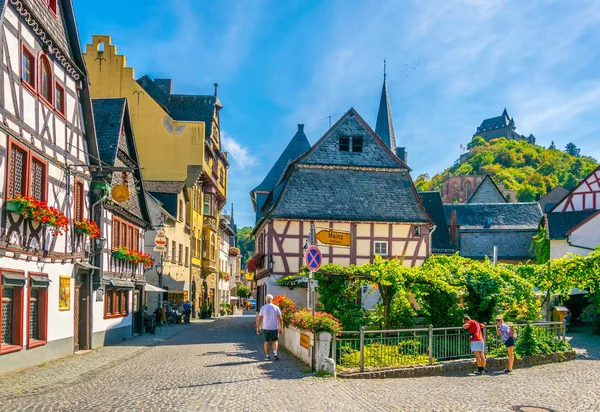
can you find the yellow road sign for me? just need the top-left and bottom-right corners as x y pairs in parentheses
(316, 229), (352, 247)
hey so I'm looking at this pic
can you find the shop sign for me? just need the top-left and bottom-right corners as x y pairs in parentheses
(300, 332), (311, 349)
(111, 184), (130, 203)
(154, 228), (167, 252)
(59, 276), (71, 311)
(245, 272), (254, 281)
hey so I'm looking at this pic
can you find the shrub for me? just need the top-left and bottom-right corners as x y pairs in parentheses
(515, 324), (572, 357)
(291, 309), (341, 333)
(338, 342), (431, 369)
(272, 295), (295, 328)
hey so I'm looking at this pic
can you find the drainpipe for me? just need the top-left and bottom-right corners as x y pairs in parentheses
(89, 195), (106, 349)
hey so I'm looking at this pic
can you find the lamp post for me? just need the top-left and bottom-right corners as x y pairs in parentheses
(155, 260), (164, 288)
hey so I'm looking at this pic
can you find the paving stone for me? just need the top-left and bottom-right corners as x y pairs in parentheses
(0, 316), (599, 411)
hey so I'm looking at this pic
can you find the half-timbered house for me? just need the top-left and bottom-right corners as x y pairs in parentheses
(545, 165), (600, 259)
(91, 98), (151, 346)
(0, 0), (100, 373)
(251, 105), (433, 308)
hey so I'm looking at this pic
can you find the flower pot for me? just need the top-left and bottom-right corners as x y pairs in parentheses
(6, 200), (21, 213)
(112, 251), (125, 259)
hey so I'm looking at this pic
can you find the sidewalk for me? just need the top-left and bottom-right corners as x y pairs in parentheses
(0, 320), (208, 401)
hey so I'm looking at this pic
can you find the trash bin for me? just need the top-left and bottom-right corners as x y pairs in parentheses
(144, 314), (156, 334)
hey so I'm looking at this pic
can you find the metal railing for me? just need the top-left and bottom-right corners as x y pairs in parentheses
(332, 321), (566, 372)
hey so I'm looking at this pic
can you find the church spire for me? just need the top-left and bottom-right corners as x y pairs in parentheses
(375, 60), (397, 152)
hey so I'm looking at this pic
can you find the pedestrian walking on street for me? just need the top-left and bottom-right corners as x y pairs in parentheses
(256, 294), (283, 361)
(247, 299), (251, 311)
(183, 301), (191, 323)
(463, 315), (487, 375)
(495, 316), (515, 373)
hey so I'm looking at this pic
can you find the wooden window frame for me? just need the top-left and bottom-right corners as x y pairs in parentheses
(374, 241), (388, 257)
(55, 81), (66, 118)
(339, 136), (350, 152)
(29, 154), (48, 202)
(104, 288), (129, 319)
(185, 246), (189, 267)
(171, 241), (176, 263)
(413, 226), (421, 237)
(27, 272), (48, 349)
(0, 269), (25, 355)
(112, 217), (141, 252)
(21, 44), (36, 93)
(39, 54), (53, 107)
(74, 180), (84, 222)
(352, 136), (363, 153)
(6, 138), (48, 202)
(178, 244), (183, 266)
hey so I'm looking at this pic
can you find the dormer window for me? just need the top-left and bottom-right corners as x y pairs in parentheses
(339, 136), (349, 152)
(352, 136), (363, 152)
(42, 0), (58, 16)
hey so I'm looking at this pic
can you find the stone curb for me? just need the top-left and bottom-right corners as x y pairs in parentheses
(337, 351), (577, 379)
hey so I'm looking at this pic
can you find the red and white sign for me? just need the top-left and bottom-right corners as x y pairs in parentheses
(305, 245), (322, 272)
(154, 228), (167, 252)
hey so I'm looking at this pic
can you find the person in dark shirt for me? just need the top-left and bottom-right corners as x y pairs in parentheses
(463, 315), (486, 375)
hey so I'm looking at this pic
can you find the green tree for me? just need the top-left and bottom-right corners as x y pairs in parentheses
(237, 284), (251, 298)
(467, 136), (487, 150)
(548, 141), (556, 150)
(565, 142), (580, 157)
(236, 227), (255, 266)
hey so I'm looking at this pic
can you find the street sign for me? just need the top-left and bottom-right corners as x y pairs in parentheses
(316, 229), (352, 247)
(305, 245), (322, 272)
(154, 228), (167, 252)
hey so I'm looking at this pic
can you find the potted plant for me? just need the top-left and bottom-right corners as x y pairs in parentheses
(229, 247), (240, 256)
(74, 219), (101, 238)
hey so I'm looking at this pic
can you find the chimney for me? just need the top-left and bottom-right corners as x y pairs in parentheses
(155, 79), (172, 95)
(396, 147), (408, 164)
(297, 124), (305, 133)
(450, 210), (458, 247)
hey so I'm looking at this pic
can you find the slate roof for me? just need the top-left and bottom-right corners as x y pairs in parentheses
(92, 98), (126, 165)
(546, 210), (599, 240)
(419, 192), (454, 251)
(478, 109), (511, 132)
(468, 175), (506, 204)
(375, 76), (396, 152)
(266, 166), (430, 223)
(144, 181), (186, 194)
(21, 0), (70, 59)
(136, 76), (217, 137)
(297, 109), (406, 169)
(252, 125), (311, 193)
(443, 203), (542, 231)
(538, 186), (569, 213)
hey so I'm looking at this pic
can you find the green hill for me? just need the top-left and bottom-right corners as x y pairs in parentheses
(415, 137), (598, 202)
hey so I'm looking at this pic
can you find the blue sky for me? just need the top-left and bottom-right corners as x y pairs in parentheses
(74, 0), (600, 228)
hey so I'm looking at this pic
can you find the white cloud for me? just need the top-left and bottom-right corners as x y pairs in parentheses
(222, 132), (258, 168)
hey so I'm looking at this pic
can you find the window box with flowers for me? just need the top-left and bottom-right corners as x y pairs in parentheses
(111, 247), (154, 267)
(74, 219), (100, 238)
(6, 195), (69, 236)
(229, 247), (240, 256)
(247, 253), (265, 272)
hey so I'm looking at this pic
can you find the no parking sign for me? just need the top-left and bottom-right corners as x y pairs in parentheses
(305, 246), (322, 272)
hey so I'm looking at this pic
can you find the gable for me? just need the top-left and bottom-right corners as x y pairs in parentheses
(553, 166), (600, 212)
(468, 176), (506, 204)
(297, 109), (404, 169)
(568, 211), (600, 250)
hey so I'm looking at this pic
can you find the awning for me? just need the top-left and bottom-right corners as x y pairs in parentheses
(2, 272), (26, 287)
(75, 262), (100, 271)
(145, 284), (168, 293)
(230, 296), (240, 300)
(109, 279), (135, 289)
(30, 275), (51, 288)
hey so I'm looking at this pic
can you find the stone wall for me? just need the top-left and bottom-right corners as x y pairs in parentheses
(338, 351), (576, 379)
(459, 230), (536, 259)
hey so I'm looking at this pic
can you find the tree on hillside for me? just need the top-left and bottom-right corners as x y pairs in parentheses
(548, 141), (556, 150)
(467, 136), (487, 150)
(565, 142), (581, 157)
(237, 227), (255, 267)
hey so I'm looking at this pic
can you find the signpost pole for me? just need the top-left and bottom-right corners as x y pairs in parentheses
(310, 223), (316, 371)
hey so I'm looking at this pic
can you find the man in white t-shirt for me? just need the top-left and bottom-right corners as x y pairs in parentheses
(256, 294), (283, 361)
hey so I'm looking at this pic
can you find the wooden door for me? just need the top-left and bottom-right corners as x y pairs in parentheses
(73, 284), (81, 351)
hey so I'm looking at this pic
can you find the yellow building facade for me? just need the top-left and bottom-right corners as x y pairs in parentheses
(83, 35), (228, 314)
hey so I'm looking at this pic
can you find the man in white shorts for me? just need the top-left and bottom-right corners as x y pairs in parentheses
(256, 294), (283, 360)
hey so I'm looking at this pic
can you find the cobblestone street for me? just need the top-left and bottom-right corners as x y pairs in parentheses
(1, 315), (599, 412)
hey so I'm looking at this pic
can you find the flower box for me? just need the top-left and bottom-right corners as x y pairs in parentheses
(112, 247), (154, 266)
(229, 247), (240, 256)
(6, 200), (21, 213)
(7, 195), (69, 236)
(74, 219), (101, 238)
